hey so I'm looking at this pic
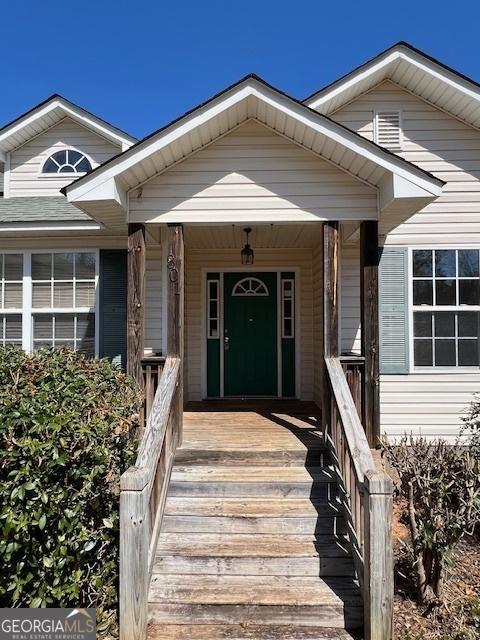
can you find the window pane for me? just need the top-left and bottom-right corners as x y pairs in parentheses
(284, 319), (293, 337)
(59, 165), (75, 173)
(413, 280), (433, 305)
(75, 282), (95, 307)
(54, 282), (74, 307)
(54, 253), (74, 279)
(33, 315), (53, 339)
(435, 250), (456, 277)
(4, 254), (23, 280)
(67, 150), (82, 165)
(76, 314), (95, 340)
(75, 253), (95, 279)
(209, 281), (218, 299)
(414, 312), (432, 337)
(414, 339), (433, 366)
(435, 339), (456, 366)
(42, 158), (58, 173)
(458, 340), (479, 366)
(458, 250), (479, 277)
(434, 312), (455, 337)
(75, 157), (92, 173)
(32, 254), (52, 280)
(209, 301), (217, 319)
(458, 312), (478, 337)
(459, 279), (480, 305)
(5, 315), (22, 341)
(413, 250), (432, 277)
(4, 283), (23, 308)
(32, 282), (52, 308)
(53, 150), (67, 165)
(435, 280), (456, 305)
(55, 315), (75, 339)
(284, 299), (292, 317)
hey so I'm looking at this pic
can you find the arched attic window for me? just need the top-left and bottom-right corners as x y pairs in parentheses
(42, 149), (92, 175)
(232, 277), (269, 297)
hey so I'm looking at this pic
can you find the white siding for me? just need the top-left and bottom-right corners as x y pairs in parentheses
(332, 80), (480, 438)
(340, 241), (361, 354)
(9, 118), (121, 197)
(331, 80), (480, 244)
(312, 243), (323, 406)
(129, 120), (377, 224)
(185, 248), (314, 402)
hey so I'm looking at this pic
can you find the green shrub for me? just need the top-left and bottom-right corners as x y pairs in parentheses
(0, 347), (141, 634)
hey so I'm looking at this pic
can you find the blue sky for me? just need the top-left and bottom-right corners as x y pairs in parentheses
(1, 0), (480, 139)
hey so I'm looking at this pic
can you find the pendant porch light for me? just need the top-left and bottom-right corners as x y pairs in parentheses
(240, 227), (254, 265)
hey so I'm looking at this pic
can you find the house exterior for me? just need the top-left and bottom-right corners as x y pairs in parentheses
(1, 42), (479, 443)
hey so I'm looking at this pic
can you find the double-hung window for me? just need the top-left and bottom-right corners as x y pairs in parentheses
(0, 251), (97, 355)
(412, 249), (480, 368)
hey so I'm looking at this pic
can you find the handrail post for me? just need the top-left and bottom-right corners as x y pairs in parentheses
(119, 472), (149, 640)
(363, 469), (394, 640)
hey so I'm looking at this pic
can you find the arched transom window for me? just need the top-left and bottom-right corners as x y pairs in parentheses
(232, 277), (269, 297)
(42, 150), (92, 174)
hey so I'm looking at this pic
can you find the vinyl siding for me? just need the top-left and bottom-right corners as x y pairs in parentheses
(129, 120), (377, 224)
(312, 243), (323, 406)
(330, 80), (480, 244)
(340, 241), (361, 354)
(9, 117), (121, 197)
(185, 248), (314, 402)
(331, 80), (480, 439)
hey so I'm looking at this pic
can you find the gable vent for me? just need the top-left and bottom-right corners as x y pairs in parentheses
(375, 111), (402, 150)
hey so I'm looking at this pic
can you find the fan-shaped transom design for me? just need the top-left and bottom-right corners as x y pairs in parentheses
(232, 277), (269, 297)
(42, 149), (92, 174)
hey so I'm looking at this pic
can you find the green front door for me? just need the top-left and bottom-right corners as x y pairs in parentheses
(224, 272), (277, 396)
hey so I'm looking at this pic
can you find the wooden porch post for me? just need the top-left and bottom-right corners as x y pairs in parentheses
(127, 223), (146, 387)
(166, 224), (184, 442)
(322, 221), (339, 437)
(360, 221), (380, 447)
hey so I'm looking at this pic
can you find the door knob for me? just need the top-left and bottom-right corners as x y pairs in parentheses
(224, 336), (230, 351)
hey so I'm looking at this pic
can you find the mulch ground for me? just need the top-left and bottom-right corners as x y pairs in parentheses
(392, 499), (480, 640)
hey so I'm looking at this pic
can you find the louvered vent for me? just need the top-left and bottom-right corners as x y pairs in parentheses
(375, 111), (401, 149)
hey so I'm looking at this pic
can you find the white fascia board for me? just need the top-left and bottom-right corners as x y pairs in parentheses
(306, 51), (400, 109)
(72, 176), (127, 211)
(0, 99), (135, 152)
(66, 80), (443, 208)
(0, 222), (103, 232)
(378, 173), (439, 212)
(0, 150), (6, 163)
(306, 47), (480, 114)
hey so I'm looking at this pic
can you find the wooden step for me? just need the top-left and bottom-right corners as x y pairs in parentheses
(155, 533), (351, 558)
(175, 447), (329, 466)
(162, 514), (346, 535)
(169, 466), (338, 499)
(153, 554), (356, 578)
(148, 575), (362, 628)
(165, 497), (342, 518)
(147, 624), (360, 640)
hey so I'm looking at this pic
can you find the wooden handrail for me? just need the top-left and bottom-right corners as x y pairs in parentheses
(325, 356), (393, 640)
(119, 356), (182, 640)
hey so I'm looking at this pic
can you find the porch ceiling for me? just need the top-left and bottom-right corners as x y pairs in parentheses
(63, 76), (443, 229)
(184, 224), (323, 249)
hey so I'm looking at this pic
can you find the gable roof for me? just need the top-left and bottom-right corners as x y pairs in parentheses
(63, 74), (443, 226)
(304, 42), (480, 129)
(0, 94), (137, 158)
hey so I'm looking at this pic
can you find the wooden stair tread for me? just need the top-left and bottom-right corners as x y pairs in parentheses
(156, 533), (351, 558)
(147, 624), (359, 640)
(171, 466), (335, 482)
(148, 575), (361, 607)
(165, 497), (342, 518)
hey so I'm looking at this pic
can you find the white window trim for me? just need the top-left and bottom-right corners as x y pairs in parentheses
(281, 278), (295, 339)
(207, 279), (220, 339)
(408, 246), (480, 373)
(374, 109), (403, 150)
(0, 249), (99, 355)
(38, 148), (94, 179)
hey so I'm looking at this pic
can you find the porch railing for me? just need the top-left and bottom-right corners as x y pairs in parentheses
(142, 356), (166, 421)
(119, 356), (182, 640)
(339, 354), (364, 422)
(324, 356), (393, 640)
